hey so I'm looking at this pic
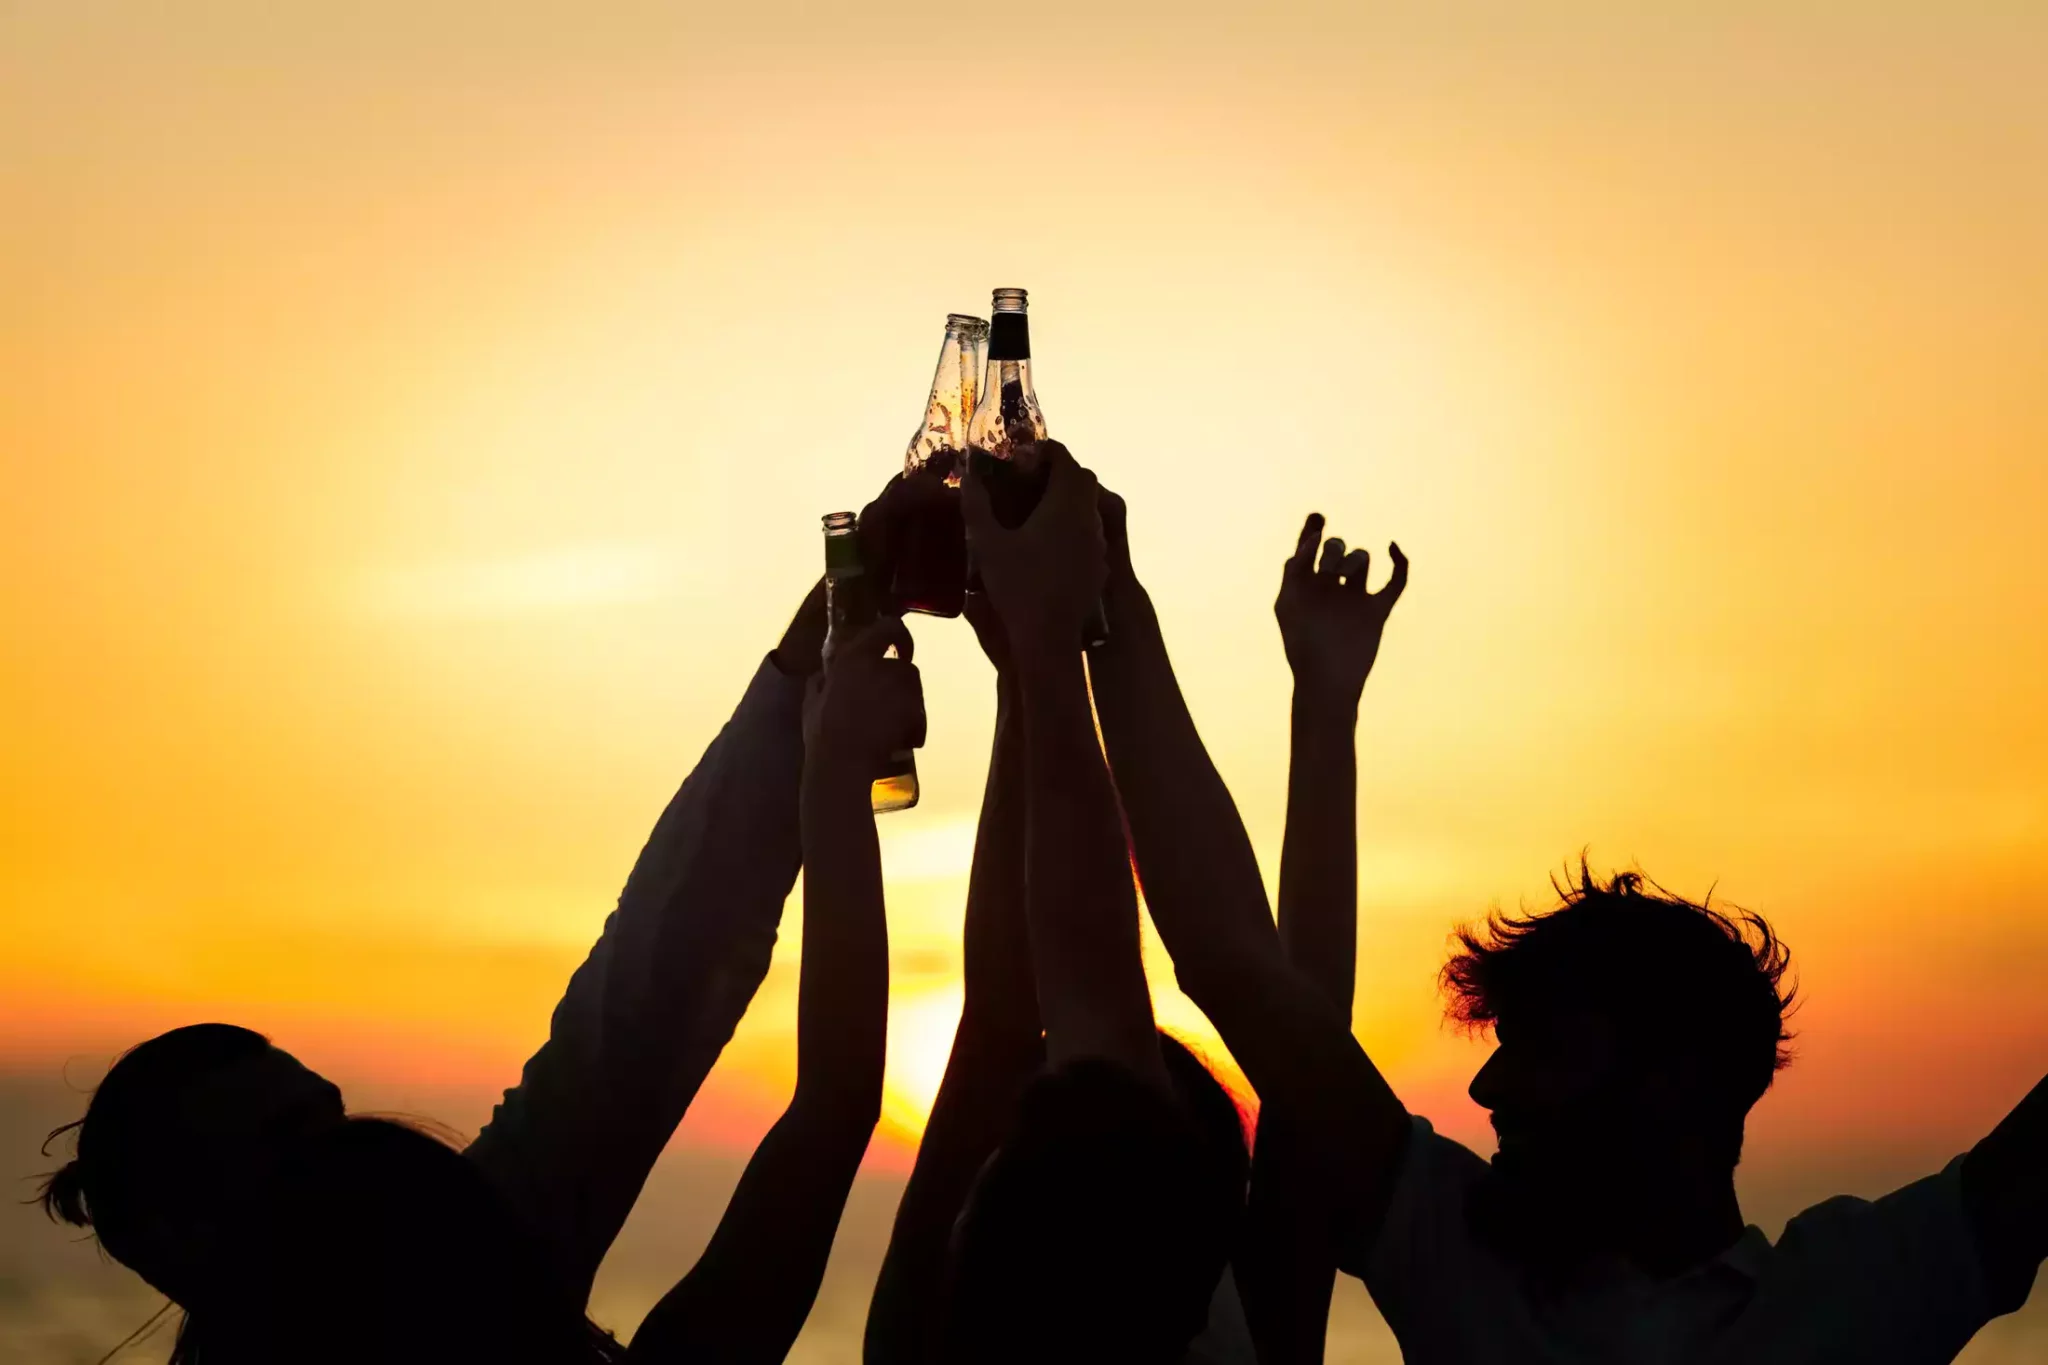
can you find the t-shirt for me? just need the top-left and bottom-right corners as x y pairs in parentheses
(1351, 1116), (1997, 1365)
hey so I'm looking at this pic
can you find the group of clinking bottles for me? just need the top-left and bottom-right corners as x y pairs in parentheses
(821, 286), (1092, 814)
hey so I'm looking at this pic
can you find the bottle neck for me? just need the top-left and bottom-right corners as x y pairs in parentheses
(821, 512), (862, 578)
(987, 310), (1030, 362)
(970, 296), (1045, 458)
(907, 324), (986, 470)
(824, 537), (863, 578)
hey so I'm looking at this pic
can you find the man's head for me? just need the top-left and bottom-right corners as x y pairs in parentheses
(945, 1050), (1245, 1365)
(40, 1024), (345, 1306)
(1446, 863), (1794, 1257)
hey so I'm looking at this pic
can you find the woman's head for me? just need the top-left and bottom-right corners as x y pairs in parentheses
(40, 1023), (345, 1306)
(945, 1039), (1248, 1364)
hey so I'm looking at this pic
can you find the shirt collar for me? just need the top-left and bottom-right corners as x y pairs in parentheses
(1707, 1224), (1774, 1284)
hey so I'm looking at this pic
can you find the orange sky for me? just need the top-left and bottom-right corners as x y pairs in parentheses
(4, 1), (2046, 1181)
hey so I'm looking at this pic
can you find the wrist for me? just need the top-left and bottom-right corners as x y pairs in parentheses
(1012, 638), (1084, 693)
(803, 748), (875, 795)
(773, 579), (828, 677)
(1292, 681), (1363, 726)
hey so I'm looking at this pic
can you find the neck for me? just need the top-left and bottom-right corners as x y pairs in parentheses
(1616, 1168), (1745, 1278)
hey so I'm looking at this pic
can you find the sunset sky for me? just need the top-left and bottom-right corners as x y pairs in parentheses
(4, 2), (2046, 1358)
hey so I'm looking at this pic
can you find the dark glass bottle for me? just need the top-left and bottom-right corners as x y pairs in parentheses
(822, 511), (920, 814)
(890, 313), (988, 618)
(966, 288), (1109, 648)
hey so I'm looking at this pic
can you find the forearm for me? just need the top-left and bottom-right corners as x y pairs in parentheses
(635, 762), (886, 1364)
(1240, 696), (1357, 1364)
(794, 760), (890, 1115)
(467, 653), (806, 1302)
(633, 1099), (871, 1365)
(1278, 692), (1360, 1009)
(1096, 578), (1407, 1208)
(1016, 645), (1161, 1079)
(959, 678), (1036, 1038)
(1091, 581), (1275, 1000)
(867, 679), (1037, 1364)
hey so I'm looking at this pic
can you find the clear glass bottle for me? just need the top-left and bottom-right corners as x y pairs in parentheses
(822, 511), (920, 813)
(966, 287), (1047, 463)
(965, 288), (1108, 648)
(890, 314), (988, 618)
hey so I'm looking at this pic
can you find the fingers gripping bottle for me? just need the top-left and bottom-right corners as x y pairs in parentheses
(966, 287), (1109, 648)
(822, 511), (920, 813)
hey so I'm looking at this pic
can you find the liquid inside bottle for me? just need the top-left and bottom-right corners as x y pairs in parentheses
(964, 288), (1109, 648)
(891, 314), (988, 618)
(821, 511), (920, 813)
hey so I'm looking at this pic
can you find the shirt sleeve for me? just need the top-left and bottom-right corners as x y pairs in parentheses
(1345, 1115), (1495, 1349)
(1766, 1156), (1997, 1365)
(465, 653), (807, 1304)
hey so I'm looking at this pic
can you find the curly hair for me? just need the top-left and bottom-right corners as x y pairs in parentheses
(1443, 858), (1796, 1118)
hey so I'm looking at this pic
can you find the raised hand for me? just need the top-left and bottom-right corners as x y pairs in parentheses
(962, 440), (1107, 656)
(804, 617), (926, 779)
(1275, 513), (1409, 711)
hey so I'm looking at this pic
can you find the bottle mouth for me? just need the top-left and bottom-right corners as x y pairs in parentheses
(990, 287), (1028, 312)
(821, 511), (857, 532)
(946, 313), (990, 335)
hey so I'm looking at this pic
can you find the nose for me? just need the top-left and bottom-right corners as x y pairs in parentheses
(1469, 1045), (1505, 1111)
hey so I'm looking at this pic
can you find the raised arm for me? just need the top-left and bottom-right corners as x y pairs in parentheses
(1087, 491), (1410, 1253)
(630, 617), (921, 1365)
(864, 595), (1043, 1365)
(966, 443), (1164, 1085)
(465, 582), (821, 1302)
(1242, 514), (1409, 1363)
(1963, 1070), (2048, 1315)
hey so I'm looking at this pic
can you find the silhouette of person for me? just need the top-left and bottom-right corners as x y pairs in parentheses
(1351, 858), (2048, 1364)
(44, 613), (920, 1365)
(863, 501), (1254, 1365)
(1240, 513), (1407, 1364)
(39, 479), (930, 1355)
(886, 443), (1242, 1365)
(1093, 505), (2046, 1363)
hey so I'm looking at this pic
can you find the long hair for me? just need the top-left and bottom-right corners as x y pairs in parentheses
(224, 1116), (625, 1365)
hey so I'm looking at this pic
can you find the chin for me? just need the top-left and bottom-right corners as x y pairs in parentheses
(1469, 1154), (1593, 1269)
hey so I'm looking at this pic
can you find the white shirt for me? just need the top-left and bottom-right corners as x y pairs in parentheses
(1351, 1117), (1997, 1365)
(465, 653), (808, 1304)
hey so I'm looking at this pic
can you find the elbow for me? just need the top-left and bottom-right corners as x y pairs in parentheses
(792, 1072), (884, 1142)
(1168, 934), (1285, 1020)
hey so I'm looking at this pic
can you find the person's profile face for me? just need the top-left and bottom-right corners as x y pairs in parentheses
(1463, 1006), (1637, 1262)
(1468, 1006), (1631, 1195)
(114, 1046), (345, 1306)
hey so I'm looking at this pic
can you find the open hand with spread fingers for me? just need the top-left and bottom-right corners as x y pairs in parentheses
(1274, 513), (1408, 711)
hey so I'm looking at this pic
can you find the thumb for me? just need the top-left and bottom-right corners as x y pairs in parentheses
(1379, 541), (1410, 607)
(843, 615), (915, 666)
(960, 451), (997, 540)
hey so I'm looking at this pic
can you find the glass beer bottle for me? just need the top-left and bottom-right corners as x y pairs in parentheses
(821, 511), (920, 813)
(966, 287), (1108, 648)
(890, 313), (988, 618)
